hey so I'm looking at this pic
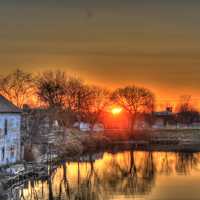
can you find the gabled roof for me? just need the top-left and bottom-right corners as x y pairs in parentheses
(0, 95), (21, 113)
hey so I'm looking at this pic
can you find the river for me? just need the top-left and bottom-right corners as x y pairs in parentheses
(4, 150), (200, 200)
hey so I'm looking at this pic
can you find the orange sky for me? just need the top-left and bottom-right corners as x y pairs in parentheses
(1, 1), (200, 110)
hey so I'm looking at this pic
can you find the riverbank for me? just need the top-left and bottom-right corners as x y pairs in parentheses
(24, 128), (200, 164)
(2, 128), (200, 195)
(54, 128), (200, 161)
(105, 129), (200, 152)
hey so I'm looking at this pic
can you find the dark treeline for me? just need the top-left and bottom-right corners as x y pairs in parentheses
(0, 69), (199, 130)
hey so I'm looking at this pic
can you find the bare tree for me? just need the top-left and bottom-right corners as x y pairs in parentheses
(36, 70), (100, 126)
(64, 77), (89, 114)
(36, 70), (86, 110)
(81, 86), (110, 127)
(36, 70), (68, 109)
(176, 95), (199, 125)
(0, 69), (35, 108)
(111, 85), (155, 131)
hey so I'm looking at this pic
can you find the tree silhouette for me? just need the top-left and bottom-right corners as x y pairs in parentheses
(112, 85), (155, 131)
(0, 69), (35, 108)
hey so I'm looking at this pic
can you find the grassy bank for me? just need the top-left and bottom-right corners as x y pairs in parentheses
(25, 128), (200, 163)
(56, 128), (200, 160)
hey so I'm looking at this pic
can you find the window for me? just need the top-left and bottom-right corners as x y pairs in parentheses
(10, 146), (15, 159)
(1, 147), (4, 161)
(4, 119), (7, 135)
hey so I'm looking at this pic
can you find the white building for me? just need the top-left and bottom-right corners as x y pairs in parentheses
(0, 95), (21, 165)
(74, 122), (105, 133)
(79, 122), (91, 132)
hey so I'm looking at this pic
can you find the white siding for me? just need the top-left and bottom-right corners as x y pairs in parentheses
(0, 113), (21, 165)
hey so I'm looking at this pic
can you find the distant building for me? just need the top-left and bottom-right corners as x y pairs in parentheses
(79, 122), (91, 132)
(134, 116), (151, 130)
(74, 122), (105, 133)
(0, 95), (21, 165)
(153, 107), (176, 129)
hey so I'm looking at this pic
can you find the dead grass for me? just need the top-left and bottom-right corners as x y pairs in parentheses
(56, 129), (111, 156)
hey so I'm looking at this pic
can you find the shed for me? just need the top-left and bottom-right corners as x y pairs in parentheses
(0, 95), (21, 165)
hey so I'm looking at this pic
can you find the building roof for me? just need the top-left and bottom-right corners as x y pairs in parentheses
(154, 111), (173, 116)
(0, 95), (21, 113)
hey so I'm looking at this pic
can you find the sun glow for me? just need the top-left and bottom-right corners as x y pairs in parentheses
(111, 107), (122, 115)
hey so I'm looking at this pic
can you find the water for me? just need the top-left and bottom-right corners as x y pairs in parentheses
(5, 151), (200, 200)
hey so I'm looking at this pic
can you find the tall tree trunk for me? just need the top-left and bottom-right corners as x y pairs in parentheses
(48, 177), (54, 200)
(130, 115), (136, 134)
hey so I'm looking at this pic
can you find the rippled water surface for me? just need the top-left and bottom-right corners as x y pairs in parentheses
(6, 151), (200, 200)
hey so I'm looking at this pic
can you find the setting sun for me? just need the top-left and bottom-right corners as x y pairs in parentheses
(111, 107), (122, 115)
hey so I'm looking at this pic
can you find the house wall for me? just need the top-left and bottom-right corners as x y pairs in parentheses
(0, 113), (21, 165)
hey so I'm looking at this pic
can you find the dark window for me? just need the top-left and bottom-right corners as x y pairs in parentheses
(2, 147), (4, 161)
(4, 119), (7, 135)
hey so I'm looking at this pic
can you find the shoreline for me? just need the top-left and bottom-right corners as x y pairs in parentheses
(2, 128), (200, 191)
(22, 128), (200, 165)
(54, 129), (200, 160)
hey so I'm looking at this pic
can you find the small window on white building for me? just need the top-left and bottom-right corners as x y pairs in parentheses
(1, 147), (4, 161)
(4, 119), (8, 135)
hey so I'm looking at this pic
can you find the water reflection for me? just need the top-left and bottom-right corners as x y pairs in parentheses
(5, 151), (200, 200)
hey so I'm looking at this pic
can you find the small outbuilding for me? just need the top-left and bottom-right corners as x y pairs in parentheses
(0, 95), (21, 165)
(80, 122), (91, 132)
(74, 121), (105, 133)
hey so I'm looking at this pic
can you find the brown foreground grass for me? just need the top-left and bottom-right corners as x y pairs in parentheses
(57, 129), (111, 158)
